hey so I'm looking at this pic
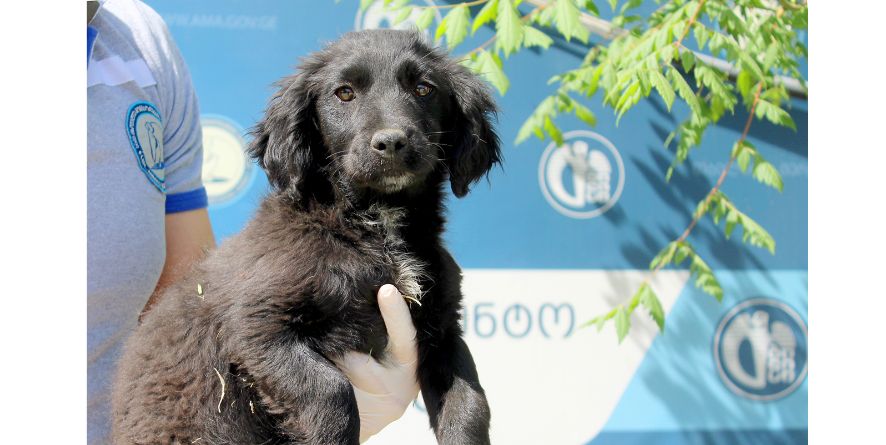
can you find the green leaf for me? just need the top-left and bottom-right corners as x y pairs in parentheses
(360, 0), (375, 12)
(474, 50), (510, 95)
(472, 0), (499, 34)
(554, 0), (590, 43)
(543, 115), (564, 146)
(679, 49), (696, 71)
(573, 100), (597, 127)
(732, 140), (756, 173)
(580, 314), (606, 331)
(693, 24), (710, 49)
(674, 242), (691, 265)
(535, 4), (557, 26)
(752, 157), (784, 192)
(615, 80), (641, 120)
(596, 317), (607, 332)
(614, 306), (631, 343)
(648, 70), (675, 111)
(658, 44), (676, 65)
(585, 64), (604, 96)
(736, 70), (753, 103)
(523, 26), (555, 49)
(516, 96), (557, 144)
(650, 241), (677, 270)
(713, 192), (777, 255)
(391, 6), (413, 26)
(724, 208), (739, 239)
(689, 253), (723, 302)
(756, 100), (797, 131)
(608, 0), (618, 11)
(736, 148), (752, 173)
(383, 0), (409, 10)
(638, 284), (665, 332)
(496, 0), (525, 56)
(582, 0), (600, 16)
(619, 0), (643, 14)
(668, 68), (701, 117)
(739, 51), (765, 80)
(415, 7), (436, 30)
(434, 12), (448, 41)
(737, 211), (776, 255)
(762, 42), (780, 71)
(441, 5), (471, 49)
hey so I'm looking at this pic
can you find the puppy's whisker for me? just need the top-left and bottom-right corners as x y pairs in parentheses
(325, 150), (347, 161)
(415, 151), (452, 175)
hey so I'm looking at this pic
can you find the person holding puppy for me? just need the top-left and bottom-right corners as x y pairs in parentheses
(86, 1), (419, 443)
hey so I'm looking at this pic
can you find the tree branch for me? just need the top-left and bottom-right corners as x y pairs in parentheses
(653, 81), (765, 273)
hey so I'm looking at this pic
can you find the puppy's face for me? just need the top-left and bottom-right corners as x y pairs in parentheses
(249, 30), (500, 203)
(313, 42), (450, 194)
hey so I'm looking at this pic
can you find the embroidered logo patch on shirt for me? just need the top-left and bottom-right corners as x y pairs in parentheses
(126, 101), (166, 192)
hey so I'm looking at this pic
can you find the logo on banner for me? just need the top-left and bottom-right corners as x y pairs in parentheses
(538, 130), (625, 219)
(201, 116), (252, 205)
(714, 298), (808, 401)
(354, 0), (442, 34)
(126, 101), (165, 192)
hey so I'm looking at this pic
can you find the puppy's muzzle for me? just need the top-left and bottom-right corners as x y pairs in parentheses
(370, 129), (408, 156)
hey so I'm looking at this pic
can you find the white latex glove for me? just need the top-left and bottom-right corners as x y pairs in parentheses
(333, 284), (420, 443)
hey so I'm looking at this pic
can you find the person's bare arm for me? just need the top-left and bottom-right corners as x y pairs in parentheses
(140, 208), (215, 321)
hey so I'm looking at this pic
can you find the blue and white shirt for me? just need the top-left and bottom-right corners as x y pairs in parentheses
(87, 0), (207, 443)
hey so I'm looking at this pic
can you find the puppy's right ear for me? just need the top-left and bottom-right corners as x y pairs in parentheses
(444, 62), (501, 198)
(247, 71), (320, 204)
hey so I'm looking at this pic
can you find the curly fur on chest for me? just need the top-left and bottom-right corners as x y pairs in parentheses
(357, 204), (430, 302)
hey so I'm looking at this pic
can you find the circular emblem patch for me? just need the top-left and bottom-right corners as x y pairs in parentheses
(201, 116), (253, 205)
(713, 298), (808, 401)
(126, 101), (165, 192)
(538, 130), (625, 219)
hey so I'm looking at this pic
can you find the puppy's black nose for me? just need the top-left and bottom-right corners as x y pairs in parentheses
(370, 129), (407, 153)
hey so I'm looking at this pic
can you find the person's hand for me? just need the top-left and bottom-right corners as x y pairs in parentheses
(333, 284), (420, 443)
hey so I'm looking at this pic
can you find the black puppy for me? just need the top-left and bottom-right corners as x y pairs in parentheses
(112, 30), (500, 445)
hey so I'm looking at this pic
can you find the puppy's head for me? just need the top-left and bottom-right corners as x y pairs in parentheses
(248, 30), (500, 204)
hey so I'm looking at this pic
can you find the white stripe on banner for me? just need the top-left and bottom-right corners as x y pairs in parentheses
(87, 56), (156, 88)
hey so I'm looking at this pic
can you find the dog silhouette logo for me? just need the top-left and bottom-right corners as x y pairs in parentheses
(201, 116), (252, 205)
(126, 101), (165, 192)
(538, 130), (625, 219)
(354, 0), (442, 36)
(714, 298), (808, 401)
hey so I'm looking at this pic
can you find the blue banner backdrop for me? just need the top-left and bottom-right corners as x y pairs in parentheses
(148, 1), (808, 443)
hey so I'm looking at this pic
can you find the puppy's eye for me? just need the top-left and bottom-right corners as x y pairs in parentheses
(414, 83), (434, 97)
(335, 86), (356, 102)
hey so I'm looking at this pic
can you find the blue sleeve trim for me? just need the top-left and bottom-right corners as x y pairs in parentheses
(165, 187), (208, 214)
(87, 26), (98, 66)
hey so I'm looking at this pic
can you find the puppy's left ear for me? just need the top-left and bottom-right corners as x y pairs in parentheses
(446, 65), (501, 198)
(247, 68), (323, 206)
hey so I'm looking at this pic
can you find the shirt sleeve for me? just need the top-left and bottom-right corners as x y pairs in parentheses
(142, 3), (208, 214)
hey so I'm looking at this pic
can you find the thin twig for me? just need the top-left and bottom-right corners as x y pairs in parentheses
(674, 0), (708, 49)
(417, 0), (489, 9)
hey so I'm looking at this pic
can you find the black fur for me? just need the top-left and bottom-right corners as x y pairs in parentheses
(111, 30), (500, 445)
